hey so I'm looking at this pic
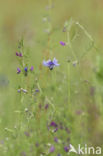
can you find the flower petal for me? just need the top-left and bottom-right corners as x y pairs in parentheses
(43, 60), (49, 66)
(60, 41), (66, 46)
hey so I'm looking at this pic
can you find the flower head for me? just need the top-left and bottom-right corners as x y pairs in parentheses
(53, 127), (58, 132)
(45, 104), (49, 110)
(16, 52), (23, 57)
(35, 89), (39, 93)
(24, 67), (28, 72)
(54, 137), (58, 143)
(60, 41), (66, 46)
(64, 146), (69, 152)
(30, 66), (34, 71)
(17, 68), (21, 74)
(16, 52), (19, 56)
(49, 146), (55, 153)
(17, 89), (21, 93)
(19, 52), (23, 57)
(50, 121), (58, 127)
(43, 58), (60, 70)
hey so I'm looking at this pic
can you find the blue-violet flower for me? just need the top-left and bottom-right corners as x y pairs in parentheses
(43, 58), (60, 70)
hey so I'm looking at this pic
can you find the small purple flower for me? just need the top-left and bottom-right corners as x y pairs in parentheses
(50, 121), (58, 127)
(24, 131), (30, 137)
(30, 66), (34, 71)
(64, 146), (69, 152)
(54, 137), (58, 143)
(18, 89), (21, 93)
(19, 52), (23, 57)
(16, 52), (23, 57)
(49, 146), (55, 153)
(35, 89), (39, 93)
(57, 154), (61, 156)
(16, 52), (19, 56)
(24, 67), (28, 76)
(43, 58), (60, 70)
(17, 68), (21, 74)
(45, 104), (49, 110)
(53, 127), (58, 132)
(60, 41), (66, 46)
(24, 67), (28, 72)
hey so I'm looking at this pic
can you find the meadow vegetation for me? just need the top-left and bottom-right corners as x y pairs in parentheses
(0, 0), (103, 155)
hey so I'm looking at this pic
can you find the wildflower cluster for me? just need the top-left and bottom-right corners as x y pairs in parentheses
(15, 11), (88, 156)
(15, 36), (72, 155)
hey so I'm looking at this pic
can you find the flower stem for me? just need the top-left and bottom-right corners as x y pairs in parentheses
(68, 62), (71, 107)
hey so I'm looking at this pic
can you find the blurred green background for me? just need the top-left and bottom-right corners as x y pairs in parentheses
(0, 0), (103, 155)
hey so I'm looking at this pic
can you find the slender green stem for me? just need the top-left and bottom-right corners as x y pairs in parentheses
(68, 62), (71, 106)
(67, 26), (77, 60)
(75, 22), (93, 42)
(49, 0), (52, 18)
(48, 0), (53, 58)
